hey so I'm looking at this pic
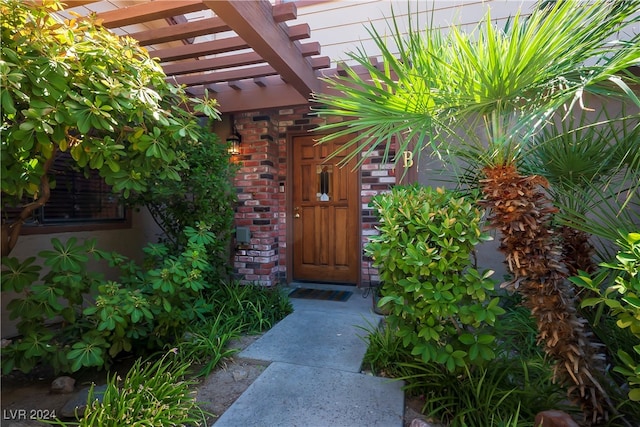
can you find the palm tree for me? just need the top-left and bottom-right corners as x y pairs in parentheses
(522, 111), (640, 277)
(313, 1), (640, 424)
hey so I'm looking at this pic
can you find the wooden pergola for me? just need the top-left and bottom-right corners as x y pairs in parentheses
(56, 0), (332, 113)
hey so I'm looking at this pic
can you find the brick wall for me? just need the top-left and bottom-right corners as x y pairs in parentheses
(231, 107), (396, 287)
(360, 146), (396, 286)
(232, 112), (280, 285)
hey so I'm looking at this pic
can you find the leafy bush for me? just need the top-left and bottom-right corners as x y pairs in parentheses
(129, 130), (237, 283)
(366, 185), (504, 372)
(570, 231), (640, 402)
(47, 351), (208, 426)
(0, 0), (220, 255)
(1, 226), (222, 374)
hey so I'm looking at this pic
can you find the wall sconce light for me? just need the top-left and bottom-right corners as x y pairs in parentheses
(227, 124), (241, 155)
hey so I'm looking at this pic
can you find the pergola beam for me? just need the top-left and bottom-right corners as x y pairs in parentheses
(96, 0), (209, 28)
(163, 42), (320, 76)
(205, 0), (320, 99)
(51, 0), (331, 113)
(38, 0), (98, 6)
(169, 56), (329, 87)
(188, 78), (309, 113)
(152, 23), (311, 63)
(131, 2), (297, 46)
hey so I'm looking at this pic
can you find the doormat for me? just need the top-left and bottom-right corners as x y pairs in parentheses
(288, 288), (353, 302)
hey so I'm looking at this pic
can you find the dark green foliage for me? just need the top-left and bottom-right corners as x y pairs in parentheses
(174, 311), (242, 378)
(361, 307), (567, 427)
(359, 319), (408, 378)
(172, 282), (292, 377)
(492, 293), (545, 360)
(571, 232), (640, 404)
(399, 356), (566, 427)
(1, 226), (224, 374)
(366, 185), (504, 372)
(211, 282), (294, 334)
(129, 130), (237, 283)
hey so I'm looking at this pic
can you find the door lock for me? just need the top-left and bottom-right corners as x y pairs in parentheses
(294, 207), (301, 218)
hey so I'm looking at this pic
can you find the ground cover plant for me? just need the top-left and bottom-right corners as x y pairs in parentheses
(361, 295), (570, 426)
(315, 1), (639, 423)
(1, 228), (292, 376)
(173, 282), (293, 377)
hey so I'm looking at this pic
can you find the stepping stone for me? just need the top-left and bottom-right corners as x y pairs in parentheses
(239, 310), (379, 373)
(60, 384), (108, 419)
(213, 362), (404, 427)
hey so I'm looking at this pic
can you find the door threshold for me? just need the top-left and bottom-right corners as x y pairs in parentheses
(289, 281), (356, 291)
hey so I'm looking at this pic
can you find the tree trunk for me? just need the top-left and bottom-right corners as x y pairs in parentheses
(1, 148), (57, 257)
(479, 164), (609, 425)
(560, 226), (597, 277)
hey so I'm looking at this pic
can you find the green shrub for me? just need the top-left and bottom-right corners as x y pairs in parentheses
(570, 231), (640, 402)
(129, 130), (237, 284)
(1, 226), (221, 374)
(47, 351), (208, 426)
(366, 185), (504, 372)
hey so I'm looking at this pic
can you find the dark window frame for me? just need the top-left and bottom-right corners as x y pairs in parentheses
(11, 153), (132, 235)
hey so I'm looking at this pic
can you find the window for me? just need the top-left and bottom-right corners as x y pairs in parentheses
(13, 153), (129, 234)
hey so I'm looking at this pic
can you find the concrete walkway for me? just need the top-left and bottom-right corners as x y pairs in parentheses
(212, 284), (405, 427)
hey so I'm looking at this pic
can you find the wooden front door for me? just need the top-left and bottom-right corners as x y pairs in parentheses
(291, 135), (359, 283)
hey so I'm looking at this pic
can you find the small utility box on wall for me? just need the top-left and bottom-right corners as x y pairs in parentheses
(236, 227), (251, 244)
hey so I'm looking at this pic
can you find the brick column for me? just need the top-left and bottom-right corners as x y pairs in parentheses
(359, 146), (396, 286)
(232, 112), (280, 286)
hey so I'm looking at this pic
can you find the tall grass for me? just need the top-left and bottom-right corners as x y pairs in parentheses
(48, 352), (209, 426)
(174, 281), (293, 377)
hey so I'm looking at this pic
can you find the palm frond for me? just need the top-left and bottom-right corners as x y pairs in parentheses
(313, 1), (640, 170)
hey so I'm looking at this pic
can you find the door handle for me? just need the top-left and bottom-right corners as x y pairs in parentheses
(294, 207), (301, 218)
